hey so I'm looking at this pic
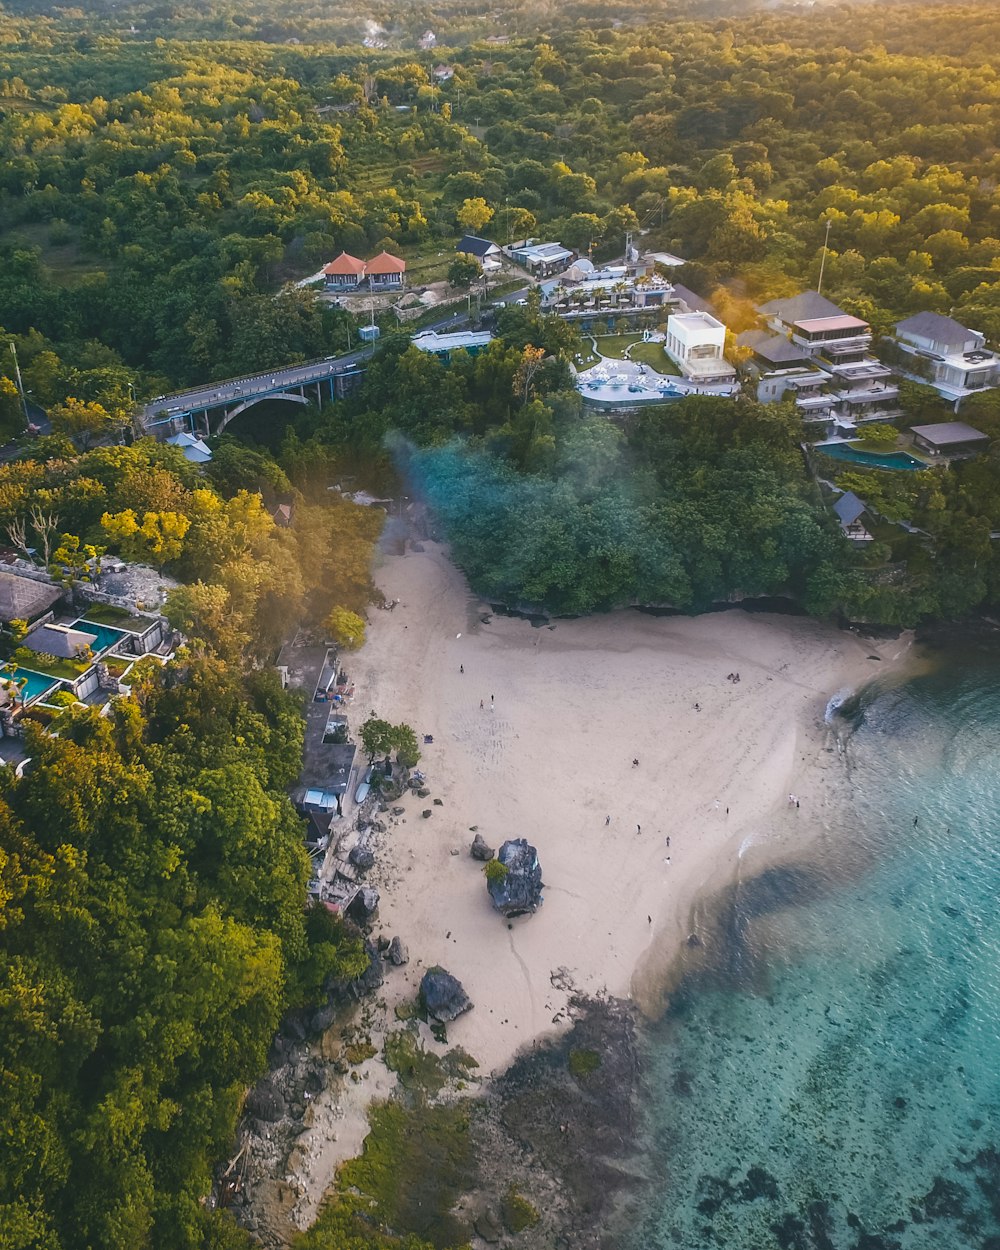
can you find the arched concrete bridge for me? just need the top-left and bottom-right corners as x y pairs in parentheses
(140, 350), (373, 437)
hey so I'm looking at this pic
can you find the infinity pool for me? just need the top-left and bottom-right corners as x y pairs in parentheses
(71, 620), (125, 653)
(817, 442), (924, 471)
(1, 667), (58, 703)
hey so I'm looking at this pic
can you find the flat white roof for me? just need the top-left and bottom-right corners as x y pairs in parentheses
(669, 311), (725, 331)
(411, 330), (493, 352)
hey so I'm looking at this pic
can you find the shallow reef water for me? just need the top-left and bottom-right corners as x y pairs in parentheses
(632, 646), (1000, 1249)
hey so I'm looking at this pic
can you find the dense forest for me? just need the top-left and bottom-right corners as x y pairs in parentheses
(7, 3), (1000, 1249)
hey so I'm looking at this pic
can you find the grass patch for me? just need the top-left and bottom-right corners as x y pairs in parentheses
(81, 604), (152, 630)
(592, 332), (646, 360)
(383, 1027), (479, 1097)
(9, 650), (89, 680)
(332, 1101), (475, 1248)
(568, 1047), (601, 1079)
(629, 341), (680, 374)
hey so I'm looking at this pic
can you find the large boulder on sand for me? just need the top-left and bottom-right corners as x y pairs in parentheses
(470, 832), (495, 861)
(386, 936), (408, 965)
(487, 838), (543, 918)
(420, 966), (473, 1022)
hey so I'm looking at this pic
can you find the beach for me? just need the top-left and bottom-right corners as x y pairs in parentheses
(283, 543), (914, 1230)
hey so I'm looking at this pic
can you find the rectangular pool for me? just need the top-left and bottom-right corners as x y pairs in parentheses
(72, 619), (125, 654)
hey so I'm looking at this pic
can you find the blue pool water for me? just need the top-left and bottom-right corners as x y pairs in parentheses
(817, 443), (924, 471)
(72, 619), (125, 653)
(632, 644), (1000, 1249)
(2, 667), (57, 702)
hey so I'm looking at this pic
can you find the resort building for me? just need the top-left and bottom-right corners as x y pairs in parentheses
(506, 240), (576, 277)
(433, 64), (455, 81)
(23, 622), (97, 661)
(825, 361), (900, 427)
(910, 421), (989, 458)
(411, 330), (493, 358)
(0, 570), (62, 628)
(366, 251), (407, 291)
(890, 312), (1000, 409)
(323, 252), (367, 290)
(664, 311), (736, 383)
(322, 251), (406, 292)
(455, 235), (503, 272)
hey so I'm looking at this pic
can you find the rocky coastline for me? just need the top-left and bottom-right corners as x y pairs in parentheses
(220, 982), (648, 1250)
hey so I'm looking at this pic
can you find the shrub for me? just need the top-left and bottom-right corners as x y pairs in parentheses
(483, 858), (508, 885)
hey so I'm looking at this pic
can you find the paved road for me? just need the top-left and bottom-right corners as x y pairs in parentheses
(140, 307), (476, 428)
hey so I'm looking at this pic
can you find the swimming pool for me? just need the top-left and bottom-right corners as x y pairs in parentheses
(1, 667), (58, 703)
(816, 443), (925, 471)
(72, 620), (125, 653)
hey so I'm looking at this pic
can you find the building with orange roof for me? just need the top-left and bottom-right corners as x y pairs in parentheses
(365, 251), (406, 291)
(323, 252), (367, 289)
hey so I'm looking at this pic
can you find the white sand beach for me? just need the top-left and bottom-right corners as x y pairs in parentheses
(284, 543), (914, 1230)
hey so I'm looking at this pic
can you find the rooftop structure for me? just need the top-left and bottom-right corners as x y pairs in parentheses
(166, 431), (212, 463)
(23, 622), (98, 660)
(759, 290), (844, 329)
(411, 330), (493, 356)
(0, 570), (62, 624)
(456, 234), (502, 270)
(507, 240), (576, 276)
(833, 491), (873, 542)
(323, 251), (406, 291)
(738, 329), (810, 368)
(432, 64), (454, 80)
(664, 311), (736, 382)
(910, 422), (989, 457)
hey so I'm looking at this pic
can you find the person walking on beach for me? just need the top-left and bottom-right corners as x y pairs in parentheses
(633, 757), (640, 767)
(460, 664), (464, 673)
(480, 699), (484, 709)
(491, 693), (494, 704)
(637, 823), (641, 834)
(605, 815), (611, 826)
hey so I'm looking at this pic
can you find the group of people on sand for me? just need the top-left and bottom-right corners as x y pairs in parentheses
(727, 671), (741, 683)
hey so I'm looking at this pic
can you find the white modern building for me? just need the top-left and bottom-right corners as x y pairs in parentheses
(664, 311), (736, 382)
(891, 312), (1000, 409)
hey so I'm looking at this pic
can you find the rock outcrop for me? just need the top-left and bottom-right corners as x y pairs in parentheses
(348, 845), (375, 871)
(487, 838), (543, 918)
(386, 936), (408, 966)
(345, 886), (379, 926)
(470, 832), (495, 861)
(420, 966), (473, 1022)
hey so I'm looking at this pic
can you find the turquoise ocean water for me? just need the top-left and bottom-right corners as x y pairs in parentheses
(633, 643), (1000, 1249)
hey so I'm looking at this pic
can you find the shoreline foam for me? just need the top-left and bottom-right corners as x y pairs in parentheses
(283, 543), (917, 1231)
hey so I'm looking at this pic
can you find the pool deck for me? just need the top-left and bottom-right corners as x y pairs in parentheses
(575, 355), (739, 407)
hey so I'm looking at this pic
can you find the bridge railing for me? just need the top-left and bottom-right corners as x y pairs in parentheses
(142, 348), (374, 412)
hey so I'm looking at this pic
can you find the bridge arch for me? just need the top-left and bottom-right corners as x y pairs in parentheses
(212, 390), (310, 435)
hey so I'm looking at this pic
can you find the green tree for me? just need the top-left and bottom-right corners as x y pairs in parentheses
(325, 606), (366, 650)
(448, 255), (482, 289)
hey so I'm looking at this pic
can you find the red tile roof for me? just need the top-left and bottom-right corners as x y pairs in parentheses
(366, 251), (406, 274)
(323, 251), (366, 276)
